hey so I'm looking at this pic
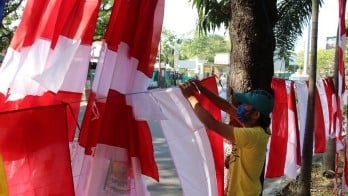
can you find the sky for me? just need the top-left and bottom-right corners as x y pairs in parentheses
(163, 0), (197, 36)
(163, 0), (340, 51)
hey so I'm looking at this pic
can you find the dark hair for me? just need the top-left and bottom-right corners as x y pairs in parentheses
(258, 114), (271, 134)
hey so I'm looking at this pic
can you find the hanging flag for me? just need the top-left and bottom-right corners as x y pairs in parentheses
(284, 80), (301, 179)
(323, 77), (336, 138)
(0, 0), (101, 195)
(266, 78), (288, 178)
(76, 0), (164, 195)
(195, 76), (224, 196)
(314, 82), (326, 153)
(152, 87), (218, 196)
(338, 0), (348, 191)
(0, 0), (101, 140)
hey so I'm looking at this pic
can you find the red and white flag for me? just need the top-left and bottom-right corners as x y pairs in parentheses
(266, 78), (288, 178)
(196, 76), (224, 196)
(285, 81), (301, 179)
(337, 0), (348, 192)
(0, 0), (100, 195)
(76, 0), (164, 195)
(0, 0), (100, 140)
(322, 78), (336, 138)
(152, 86), (218, 196)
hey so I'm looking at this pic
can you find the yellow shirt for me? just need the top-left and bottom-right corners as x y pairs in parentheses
(227, 126), (270, 196)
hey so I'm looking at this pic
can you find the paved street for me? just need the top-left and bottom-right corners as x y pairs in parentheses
(146, 121), (183, 196)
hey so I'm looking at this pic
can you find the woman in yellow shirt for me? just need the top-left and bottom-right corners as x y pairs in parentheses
(180, 79), (274, 196)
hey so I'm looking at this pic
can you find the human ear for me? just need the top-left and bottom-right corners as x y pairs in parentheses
(251, 111), (260, 120)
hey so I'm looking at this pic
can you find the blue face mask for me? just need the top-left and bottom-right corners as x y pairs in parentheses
(237, 105), (249, 123)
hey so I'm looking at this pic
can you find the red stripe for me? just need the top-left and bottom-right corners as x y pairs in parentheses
(62, 0), (101, 45)
(266, 78), (288, 177)
(98, 89), (159, 181)
(104, 0), (163, 77)
(197, 76), (224, 196)
(323, 78), (335, 136)
(10, 0), (77, 50)
(314, 86), (326, 153)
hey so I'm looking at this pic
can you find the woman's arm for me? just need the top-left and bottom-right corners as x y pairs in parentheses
(180, 82), (235, 142)
(191, 79), (237, 117)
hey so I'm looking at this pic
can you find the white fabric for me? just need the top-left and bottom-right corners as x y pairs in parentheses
(0, 36), (90, 99)
(0, 39), (51, 99)
(34, 36), (82, 93)
(110, 42), (150, 94)
(92, 42), (117, 102)
(74, 144), (150, 196)
(126, 90), (167, 121)
(152, 88), (218, 196)
(294, 81), (307, 156)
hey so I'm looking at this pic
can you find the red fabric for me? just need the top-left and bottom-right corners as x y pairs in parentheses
(104, 0), (163, 77)
(288, 82), (301, 165)
(78, 92), (106, 154)
(98, 90), (159, 181)
(10, 0), (76, 50)
(323, 78), (335, 136)
(0, 104), (74, 196)
(0, 91), (81, 141)
(10, 0), (99, 50)
(314, 86), (326, 153)
(195, 76), (224, 196)
(266, 78), (288, 178)
(0, 0), (100, 194)
(56, 91), (83, 141)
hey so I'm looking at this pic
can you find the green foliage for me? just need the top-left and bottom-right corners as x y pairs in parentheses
(296, 48), (340, 78)
(190, 0), (323, 61)
(190, 0), (230, 35)
(94, 0), (113, 41)
(179, 32), (230, 62)
(0, 0), (25, 53)
(274, 0), (323, 59)
(159, 28), (180, 66)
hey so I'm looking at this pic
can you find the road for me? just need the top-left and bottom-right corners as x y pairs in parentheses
(146, 121), (183, 196)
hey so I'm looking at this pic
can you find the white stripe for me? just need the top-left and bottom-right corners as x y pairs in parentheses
(285, 106), (299, 178)
(153, 88), (218, 196)
(109, 42), (150, 94)
(294, 81), (308, 155)
(34, 36), (85, 93)
(125, 90), (167, 121)
(0, 39), (51, 98)
(92, 41), (116, 100)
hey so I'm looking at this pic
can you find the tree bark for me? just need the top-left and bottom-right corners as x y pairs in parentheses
(229, 0), (276, 94)
(298, 0), (319, 195)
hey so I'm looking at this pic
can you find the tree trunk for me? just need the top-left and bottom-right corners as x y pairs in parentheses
(229, 0), (276, 94)
(227, 2), (277, 194)
(298, 0), (319, 195)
